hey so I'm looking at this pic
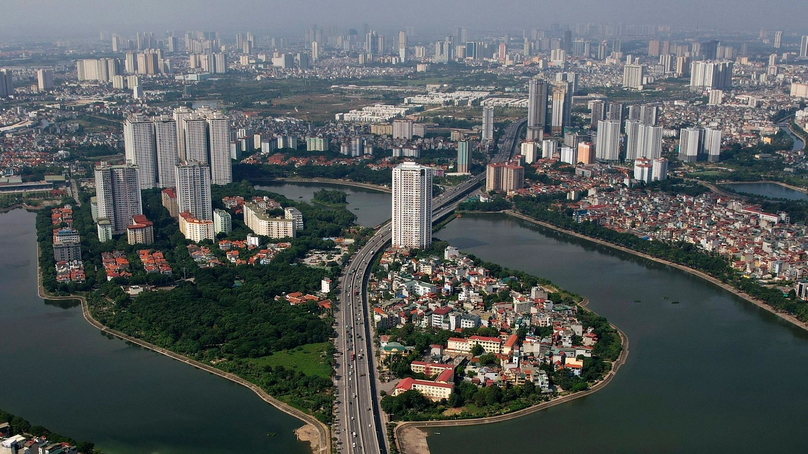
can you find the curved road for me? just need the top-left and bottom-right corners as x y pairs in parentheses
(332, 119), (525, 453)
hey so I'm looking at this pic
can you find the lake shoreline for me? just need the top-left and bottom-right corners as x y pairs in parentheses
(34, 242), (330, 454)
(394, 307), (629, 454)
(274, 177), (392, 193)
(502, 210), (808, 333)
(722, 180), (808, 196)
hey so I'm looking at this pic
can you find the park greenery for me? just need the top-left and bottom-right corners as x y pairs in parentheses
(312, 188), (348, 206)
(234, 162), (393, 187)
(35, 180), (374, 422)
(0, 408), (99, 453)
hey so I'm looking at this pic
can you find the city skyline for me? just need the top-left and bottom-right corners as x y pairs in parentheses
(2, 0), (808, 39)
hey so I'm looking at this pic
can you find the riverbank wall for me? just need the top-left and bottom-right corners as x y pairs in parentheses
(34, 245), (331, 454)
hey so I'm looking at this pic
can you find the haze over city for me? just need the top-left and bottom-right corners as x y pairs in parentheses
(2, 0), (808, 38)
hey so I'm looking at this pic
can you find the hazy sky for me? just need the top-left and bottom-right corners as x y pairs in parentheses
(2, 0), (807, 38)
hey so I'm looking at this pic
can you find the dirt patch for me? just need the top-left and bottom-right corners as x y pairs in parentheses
(442, 407), (464, 416)
(294, 424), (321, 453)
(398, 425), (430, 454)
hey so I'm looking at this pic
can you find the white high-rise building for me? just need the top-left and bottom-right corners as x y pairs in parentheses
(183, 116), (209, 163)
(625, 119), (642, 160)
(551, 82), (572, 135)
(704, 128), (722, 162)
(596, 120), (621, 161)
(623, 64), (645, 89)
(124, 115), (157, 189)
(527, 78), (548, 141)
(636, 124), (663, 159)
(154, 116), (178, 188)
(175, 161), (212, 221)
(173, 107), (194, 161)
(398, 31), (407, 61)
(392, 162), (433, 249)
(679, 127), (703, 162)
(541, 139), (557, 159)
(690, 61), (733, 90)
(633, 157), (652, 183)
(520, 142), (539, 164)
(393, 119), (414, 140)
(207, 112), (232, 185)
(94, 163), (142, 235)
(36, 69), (54, 92)
(482, 106), (494, 142)
(652, 157), (669, 181)
(801, 36), (808, 58)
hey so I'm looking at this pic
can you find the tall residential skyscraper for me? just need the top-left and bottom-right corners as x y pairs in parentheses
(800, 36), (808, 58)
(624, 120), (642, 161)
(124, 115), (157, 189)
(36, 69), (54, 92)
(596, 120), (621, 161)
(457, 141), (470, 173)
(623, 64), (645, 89)
(704, 128), (722, 162)
(626, 120), (662, 160)
(206, 112), (232, 185)
(174, 107), (232, 185)
(640, 104), (658, 126)
(589, 100), (605, 129)
(392, 162), (433, 249)
(183, 116), (209, 163)
(690, 61), (733, 90)
(175, 161), (213, 221)
(679, 127), (703, 162)
(642, 125), (663, 159)
(527, 78), (548, 141)
(774, 31), (783, 49)
(398, 31), (407, 61)
(173, 107), (194, 161)
(481, 106), (494, 142)
(607, 102), (623, 123)
(551, 82), (572, 135)
(94, 163), (143, 235)
(0, 69), (13, 97)
(154, 116), (178, 188)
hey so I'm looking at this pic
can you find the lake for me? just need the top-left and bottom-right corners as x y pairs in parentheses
(429, 213), (808, 453)
(0, 209), (309, 454)
(256, 181), (392, 228)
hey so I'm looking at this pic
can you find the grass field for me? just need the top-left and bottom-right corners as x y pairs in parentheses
(248, 342), (332, 378)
